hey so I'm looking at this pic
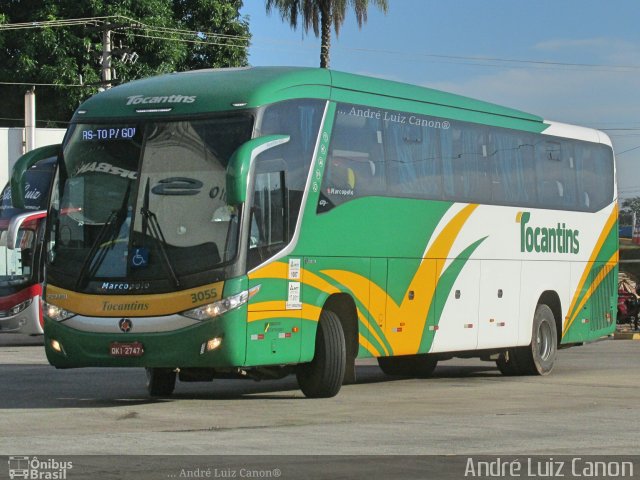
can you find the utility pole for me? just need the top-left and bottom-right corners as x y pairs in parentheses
(99, 22), (138, 89)
(101, 26), (112, 89)
(24, 87), (36, 153)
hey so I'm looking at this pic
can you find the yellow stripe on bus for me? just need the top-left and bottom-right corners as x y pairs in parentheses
(248, 302), (322, 323)
(563, 206), (618, 336)
(320, 269), (389, 356)
(563, 252), (618, 336)
(359, 333), (383, 358)
(45, 281), (224, 318)
(389, 204), (479, 354)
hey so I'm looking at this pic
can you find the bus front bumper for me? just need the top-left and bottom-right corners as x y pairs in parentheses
(43, 311), (247, 369)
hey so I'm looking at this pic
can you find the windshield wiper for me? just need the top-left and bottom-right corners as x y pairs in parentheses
(140, 178), (180, 288)
(75, 183), (131, 290)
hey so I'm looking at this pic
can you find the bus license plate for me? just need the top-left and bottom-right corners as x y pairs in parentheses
(110, 342), (144, 357)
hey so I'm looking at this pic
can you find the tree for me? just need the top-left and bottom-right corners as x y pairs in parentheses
(266, 0), (388, 69)
(0, 0), (250, 127)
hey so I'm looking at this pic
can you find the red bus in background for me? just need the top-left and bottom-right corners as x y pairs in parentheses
(0, 147), (57, 335)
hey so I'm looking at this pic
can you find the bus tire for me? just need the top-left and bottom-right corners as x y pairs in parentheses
(146, 367), (176, 396)
(296, 310), (346, 398)
(515, 304), (558, 375)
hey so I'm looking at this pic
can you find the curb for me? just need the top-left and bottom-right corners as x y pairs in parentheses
(614, 332), (640, 340)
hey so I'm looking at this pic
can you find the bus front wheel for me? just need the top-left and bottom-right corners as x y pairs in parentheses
(296, 310), (346, 398)
(146, 367), (177, 396)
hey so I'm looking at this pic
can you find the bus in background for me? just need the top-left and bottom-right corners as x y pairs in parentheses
(0, 145), (58, 335)
(38, 68), (616, 397)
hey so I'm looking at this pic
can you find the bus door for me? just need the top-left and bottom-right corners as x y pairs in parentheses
(246, 162), (302, 366)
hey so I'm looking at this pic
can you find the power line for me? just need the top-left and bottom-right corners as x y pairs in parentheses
(114, 31), (248, 49)
(0, 14), (251, 43)
(0, 116), (70, 125)
(617, 145), (640, 156)
(3, 16), (638, 73)
(0, 81), (86, 87)
(0, 16), (110, 30)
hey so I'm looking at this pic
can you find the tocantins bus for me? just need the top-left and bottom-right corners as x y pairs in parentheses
(37, 67), (617, 397)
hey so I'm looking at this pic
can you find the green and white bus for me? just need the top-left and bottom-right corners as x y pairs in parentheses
(40, 67), (617, 397)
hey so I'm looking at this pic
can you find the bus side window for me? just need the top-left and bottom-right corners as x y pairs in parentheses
(489, 131), (533, 205)
(575, 143), (614, 212)
(384, 119), (442, 200)
(320, 106), (384, 211)
(560, 141), (578, 208)
(443, 125), (490, 203)
(259, 100), (325, 235)
(536, 141), (564, 209)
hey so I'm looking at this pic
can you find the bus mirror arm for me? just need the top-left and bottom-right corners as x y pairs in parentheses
(10, 144), (61, 209)
(226, 135), (290, 204)
(7, 210), (47, 250)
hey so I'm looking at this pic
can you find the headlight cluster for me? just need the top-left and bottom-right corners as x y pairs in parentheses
(0, 298), (32, 318)
(42, 285), (261, 323)
(181, 285), (260, 321)
(43, 301), (76, 322)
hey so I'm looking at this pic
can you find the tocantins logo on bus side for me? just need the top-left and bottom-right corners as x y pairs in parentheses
(517, 211), (580, 254)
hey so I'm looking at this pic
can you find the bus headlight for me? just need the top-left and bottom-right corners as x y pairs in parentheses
(43, 301), (76, 322)
(1, 298), (32, 317)
(181, 285), (260, 321)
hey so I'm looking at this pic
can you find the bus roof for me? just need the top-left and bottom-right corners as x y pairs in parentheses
(74, 67), (557, 134)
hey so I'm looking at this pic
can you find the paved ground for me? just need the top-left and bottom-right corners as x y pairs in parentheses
(1, 334), (638, 460)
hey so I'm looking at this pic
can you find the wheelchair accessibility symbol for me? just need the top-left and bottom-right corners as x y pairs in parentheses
(130, 247), (149, 268)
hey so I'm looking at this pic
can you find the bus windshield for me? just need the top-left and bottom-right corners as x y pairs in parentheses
(0, 160), (54, 289)
(47, 115), (253, 295)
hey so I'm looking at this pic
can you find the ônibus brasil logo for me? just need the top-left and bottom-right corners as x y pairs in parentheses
(8, 456), (73, 479)
(517, 212), (580, 254)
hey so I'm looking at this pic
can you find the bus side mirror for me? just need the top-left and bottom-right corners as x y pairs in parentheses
(10, 144), (60, 209)
(7, 210), (47, 250)
(226, 135), (290, 204)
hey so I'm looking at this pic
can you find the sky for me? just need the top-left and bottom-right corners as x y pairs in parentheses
(240, 0), (640, 199)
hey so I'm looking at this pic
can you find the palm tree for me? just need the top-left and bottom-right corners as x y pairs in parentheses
(266, 0), (388, 69)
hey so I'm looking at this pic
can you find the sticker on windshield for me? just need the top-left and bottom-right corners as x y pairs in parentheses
(130, 247), (149, 268)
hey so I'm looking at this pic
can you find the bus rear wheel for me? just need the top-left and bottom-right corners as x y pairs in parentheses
(515, 304), (558, 375)
(146, 368), (177, 396)
(296, 310), (346, 398)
